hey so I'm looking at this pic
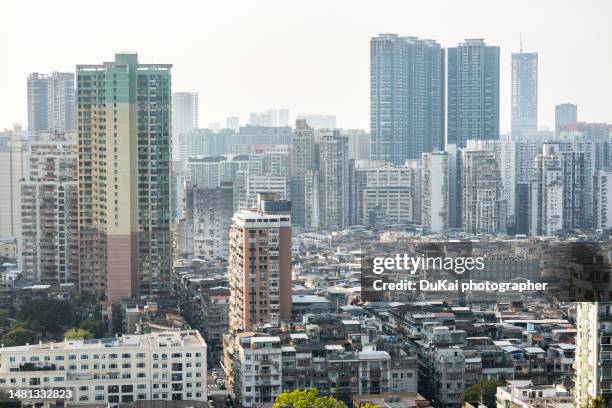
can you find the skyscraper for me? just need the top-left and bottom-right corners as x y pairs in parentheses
(460, 146), (506, 234)
(228, 194), (292, 332)
(319, 130), (350, 230)
(511, 51), (538, 137)
(77, 53), (172, 300)
(20, 132), (78, 285)
(291, 119), (315, 227)
(575, 301), (612, 406)
(370, 34), (445, 163)
(172, 92), (199, 154)
(593, 169), (612, 230)
(555, 103), (578, 134)
(353, 161), (412, 227)
(421, 151), (449, 233)
(448, 39), (500, 147)
(529, 144), (564, 236)
(0, 124), (26, 241)
(27, 72), (76, 137)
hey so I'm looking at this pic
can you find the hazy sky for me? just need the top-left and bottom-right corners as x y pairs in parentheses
(2, 0), (611, 132)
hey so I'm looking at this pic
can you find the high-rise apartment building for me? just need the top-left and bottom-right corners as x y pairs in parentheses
(27, 72), (76, 137)
(575, 302), (612, 406)
(192, 183), (234, 261)
(511, 51), (538, 137)
(448, 39), (500, 147)
(234, 171), (290, 212)
(421, 152), (449, 233)
(319, 130), (350, 230)
(555, 103), (577, 134)
(77, 53), (172, 300)
(172, 92), (199, 142)
(460, 147), (506, 234)
(291, 119), (315, 227)
(353, 161), (412, 227)
(528, 144), (564, 236)
(0, 124), (26, 241)
(344, 129), (371, 161)
(594, 169), (612, 230)
(20, 132), (78, 285)
(228, 194), (292, 332)
(370, 34), (445, 163)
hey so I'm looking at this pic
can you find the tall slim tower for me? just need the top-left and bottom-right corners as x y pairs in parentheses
(320, 130), (350, 230)
(77, 53), (172, 300)
(511, 50), (538, 137)
(460, 146), (506, 234)
(575, 302), (612, 406)
(370, 34), (445, 163)
(291, 119), (315, 227)
(172, 92), (199, 149)
(27, 72), (76, 137)
(0, 125), (26, 240)
(448, 39), (500, 147)
(20, 132), (78, 285)
(228, 194), (292, 332)
(421, 151), (449, 233)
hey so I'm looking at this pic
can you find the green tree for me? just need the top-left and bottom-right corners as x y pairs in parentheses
(273, 388), (346, 408)
(463, 379), (503, 408)
(1, 326), (38, 347)
(80, 319), (107, 338)
(581, 396), (606, 408)
(17, 298), (73, 334)
(64, 328), (93, 340)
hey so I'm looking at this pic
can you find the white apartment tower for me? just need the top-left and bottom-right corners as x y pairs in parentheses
(594, 169), (612, 230)
(529, 144), (564, 236)
(353, 161), (412, 227)
(20, 132), (78, 285)
(172, 92), (199, 155)
(0, 125), (26, 242)
(421, 152), (449, 233)
(460, 148), (506, 234)
(575, 302), (612, 406)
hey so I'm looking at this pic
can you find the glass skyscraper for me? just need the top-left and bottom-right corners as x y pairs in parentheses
(447, 39), (500, 147)
(370, 34), (445, 164)
(511, 51), (538, 137)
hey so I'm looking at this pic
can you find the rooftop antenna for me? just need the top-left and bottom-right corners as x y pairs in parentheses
(520, 33), (523, 53)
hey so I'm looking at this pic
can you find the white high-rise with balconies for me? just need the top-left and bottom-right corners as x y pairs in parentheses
(20, 132), (78, 285)
(421, 152), (449, 233)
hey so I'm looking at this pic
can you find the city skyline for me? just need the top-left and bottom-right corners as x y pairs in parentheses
(2, 0), (612, 132)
